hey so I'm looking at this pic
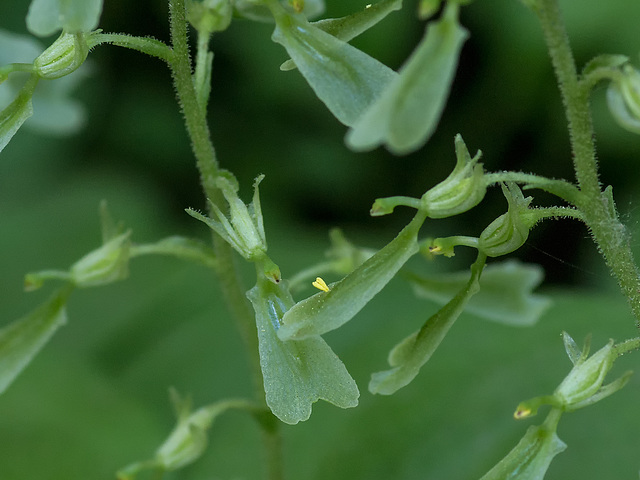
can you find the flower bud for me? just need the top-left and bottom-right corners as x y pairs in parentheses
(477, 182), (534, 257)
(187, 0), (232, 34)
(117, 391), (256, 479)
(554, 339), (614, 407)
(34, 32), (89, 80)
(421, 134), (486, 218)
(514, 334), (632, 418)
(607, 64), (640, 134)
(70, 231), (131, 287)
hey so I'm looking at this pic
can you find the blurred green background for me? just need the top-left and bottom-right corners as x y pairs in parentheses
(1, 0), (640, 479)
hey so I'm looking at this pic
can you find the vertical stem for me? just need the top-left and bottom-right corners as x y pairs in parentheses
(167, 1), (284, 478)
(534, 0), (640, 326)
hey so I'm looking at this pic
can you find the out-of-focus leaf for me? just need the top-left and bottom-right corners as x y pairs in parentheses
(346, 3), (468, 154)
(234, 0), (324, 22)
(26, 0), (104, 37)
(405, 259), (551, 326)
(270, 8), (397, 126)
(0, 287), (70, 395)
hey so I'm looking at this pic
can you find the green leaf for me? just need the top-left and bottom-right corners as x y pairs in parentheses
(280, 0), (403, 71)
(346, 3), (468, 154)
(0, 287), (70, 395)
(26, 0), (104, 37)
(270, 7), (397, 126)
(405, 259), (551, 326)
(247, 278), (359, 425)
(278, 210), (427, 341)
(369, 254), (484, 395)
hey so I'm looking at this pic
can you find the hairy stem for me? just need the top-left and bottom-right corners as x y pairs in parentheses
(534, 0), (640, 326)
(167, 0), (283, 478)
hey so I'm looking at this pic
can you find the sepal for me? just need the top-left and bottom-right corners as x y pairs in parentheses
(187, 175), (272, 266)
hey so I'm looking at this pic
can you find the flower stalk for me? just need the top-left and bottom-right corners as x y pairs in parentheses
(533, 0), (640, 327)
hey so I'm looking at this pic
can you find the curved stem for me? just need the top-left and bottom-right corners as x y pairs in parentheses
(89, 33), (174, 63)
(534, 0), (640, 327)
(484, 171), (580, 204)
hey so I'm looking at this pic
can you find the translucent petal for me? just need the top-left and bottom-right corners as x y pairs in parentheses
(278, 211), (426, 340)
(346, 3), (468, 154)
(27, 0), (104, 37)
(271, 10), (396, 126)
(247, 280), (359, 425)
(280, 0), (403, 71)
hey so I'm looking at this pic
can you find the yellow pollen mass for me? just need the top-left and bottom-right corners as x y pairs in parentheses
(513, 407), (531, 420)
(312, 277), (330, 292)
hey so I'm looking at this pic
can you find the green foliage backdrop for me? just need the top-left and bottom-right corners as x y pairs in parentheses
(1, 0), (640, 479)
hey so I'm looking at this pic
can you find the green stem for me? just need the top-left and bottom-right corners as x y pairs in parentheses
(483, 172), (580, 204)
(89, 33), (174, 63)
(612, 336), (640, 356)
(534, 0), (640, 327)
(167, 1), (284, 478)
